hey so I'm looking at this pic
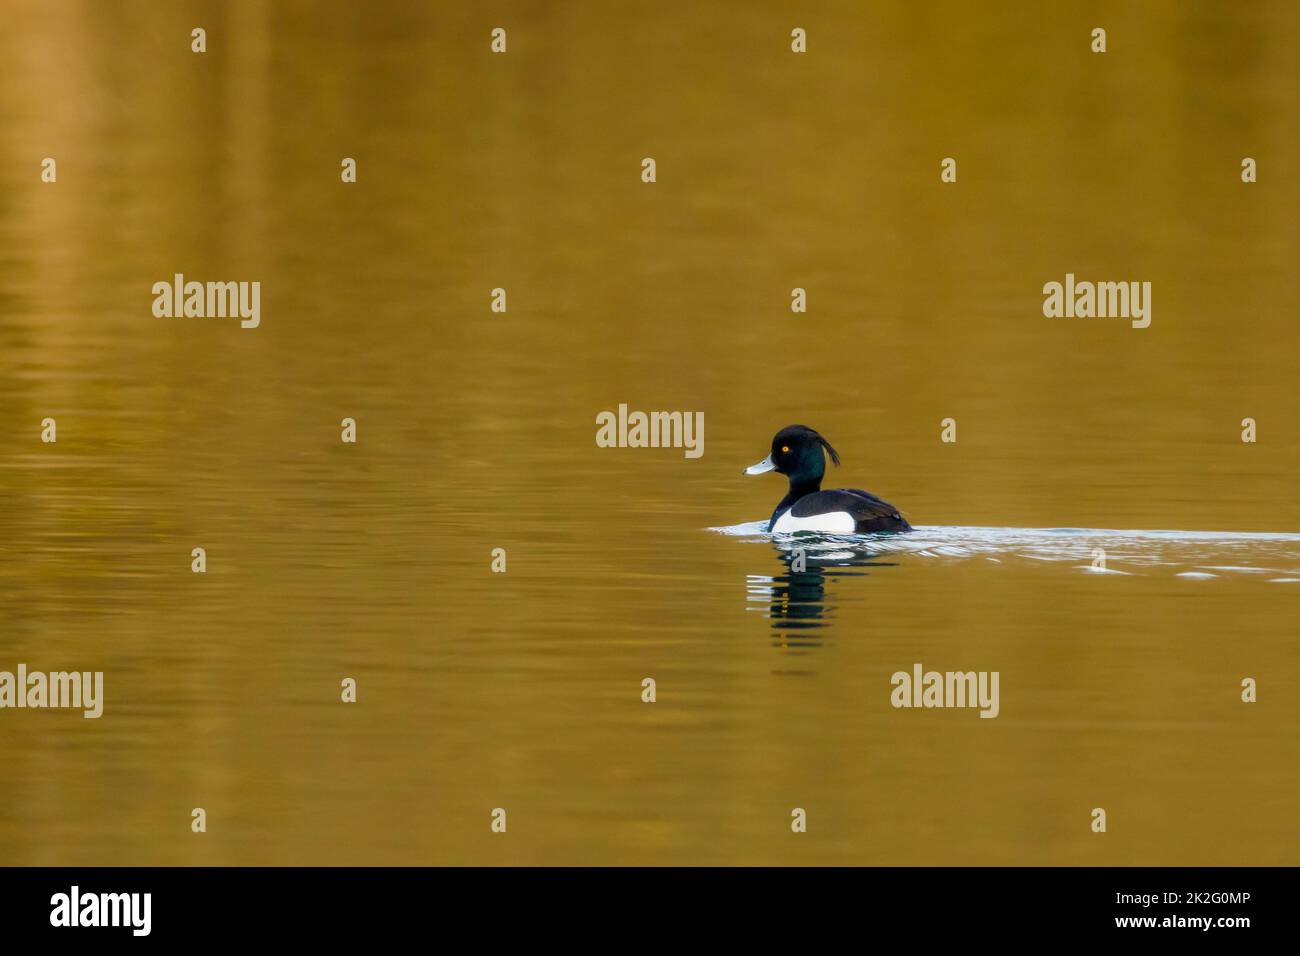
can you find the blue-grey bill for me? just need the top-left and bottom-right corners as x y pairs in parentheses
(744, 455), (775, 475)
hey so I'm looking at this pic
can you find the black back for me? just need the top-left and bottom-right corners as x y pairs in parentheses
(789, 489), (912, 533)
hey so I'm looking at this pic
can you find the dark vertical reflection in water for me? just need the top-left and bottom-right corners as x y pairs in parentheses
(758, 542), (898, 644)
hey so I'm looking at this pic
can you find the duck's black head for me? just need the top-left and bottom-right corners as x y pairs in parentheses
(743, 424), (840, 488)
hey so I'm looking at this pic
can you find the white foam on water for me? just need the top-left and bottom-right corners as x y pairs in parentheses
(709, 522), (1300, 579)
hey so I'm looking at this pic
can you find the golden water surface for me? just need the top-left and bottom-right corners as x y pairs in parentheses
(1, 1), (1297, 865)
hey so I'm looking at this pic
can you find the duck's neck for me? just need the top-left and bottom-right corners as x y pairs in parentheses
(768, 475), (822, 531)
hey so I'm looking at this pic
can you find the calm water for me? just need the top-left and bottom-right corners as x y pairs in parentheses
(1, 1), (1297, 865)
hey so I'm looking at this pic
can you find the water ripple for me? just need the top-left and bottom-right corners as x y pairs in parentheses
(710, 521), (1300, 577)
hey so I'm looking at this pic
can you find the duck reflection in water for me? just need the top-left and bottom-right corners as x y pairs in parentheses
(747, 537), (898, 648)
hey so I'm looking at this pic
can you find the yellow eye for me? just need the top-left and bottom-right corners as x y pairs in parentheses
(781, 445), (790, 453)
